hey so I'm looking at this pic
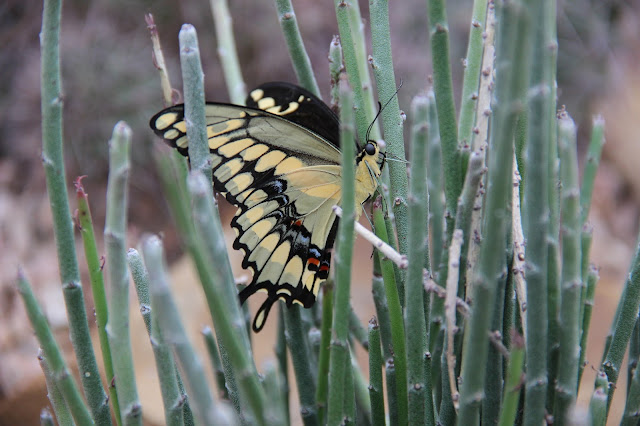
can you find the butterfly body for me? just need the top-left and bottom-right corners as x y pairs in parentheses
(150, 82), (383, 331)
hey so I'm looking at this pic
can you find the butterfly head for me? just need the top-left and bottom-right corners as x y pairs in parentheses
(357, 139), (385, 180)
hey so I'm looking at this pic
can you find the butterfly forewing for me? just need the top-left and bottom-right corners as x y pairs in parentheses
(150, 83), (345, 332)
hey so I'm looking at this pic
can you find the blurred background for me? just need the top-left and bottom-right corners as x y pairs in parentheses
(1, 0), (639, 423)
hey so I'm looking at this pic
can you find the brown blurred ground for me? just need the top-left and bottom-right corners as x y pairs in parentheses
(1, 0), (640, 424)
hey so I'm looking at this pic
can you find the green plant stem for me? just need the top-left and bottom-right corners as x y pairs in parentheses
(589, 372), (608, 426)
(426, 89), (444, 280)
(344, 355), (356, 423)
(369, 0), (410, 265)
(75, 178), (120, 424)
(202, 327), (229, 401)
(602, 237), (640, 410)
(274, 0), (320, 96)
(40, 0), (108, 421)
(578, 266), (599, 386)
(545, 0), (561, 408)
(104, 122), (141, 425)
(187, 172), (251, 355)
(276, 309), (290, 425)
(180, 22), (252, 357)
(38, 350), (73, 426)
(521, 0), (555, 418)
(348, 307), (369, 350)
(454, 151), (485, 293)
(622, 321), (640, 425)
(371, 254), (393, 361)
(372, 201), (408, 425)
(580, 116), (605, 224)
(284, 306), (318, 425)
(553, 112), (582, 423)
(427, 0), (461, 229)
(579, 227), (593, 319)
(458, 0), (489, 157)
(498, 333), (525, 426)
(328, 36), (343, 111)
(333, 0), (379, 141)
(457, 1), (531, 423)
(179, 25), (212, 183)
(406, 94), (429, 425)
(261, 362), (288, 425)
(423, 351), (435, 426)
(186, 172), (266, 422)
(17, 270), (94, 425)
(218, 344), (244, 422)
(316, 284), (334, 424)
(350, 349), (372, 423)
(629, 316), (640, 394)
(385, 358), (398, 424)
(327, 77), (357, 425)
(209, 0), (246, 104)
(368, 319), (386, 426)
(128, 249), (185, 426)
(142, 236), (229, 425)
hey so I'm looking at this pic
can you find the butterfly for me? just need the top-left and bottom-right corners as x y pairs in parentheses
(150, 82), (384, 332)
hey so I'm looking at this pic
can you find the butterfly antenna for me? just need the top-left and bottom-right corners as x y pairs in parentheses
(385, 154), (410, 165)
(365, 79), (404, 143)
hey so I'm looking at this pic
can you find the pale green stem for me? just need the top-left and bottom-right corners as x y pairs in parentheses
(274, 0), (320, 96)
(457, 1), (531, 423)
(553, 112), (582, 423)
(209, 0), (246, 104)
(327, 77), (357, 425)
(406, 94), (429, 424)
(17, 270), (94, 425)
(40, 0), (108, 420)
(128, 249), (185, 426)
(142, 236), (231, 425)
(104, 122), (141, 425)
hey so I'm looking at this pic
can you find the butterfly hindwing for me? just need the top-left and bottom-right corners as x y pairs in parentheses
(150, 83), (345, 332)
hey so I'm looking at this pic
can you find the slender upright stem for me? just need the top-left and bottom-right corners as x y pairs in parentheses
(179, 25), (212, 184)
(105, 122), (141, 425)
(369, 0), (410, 265)
(142, 236), (228, 425)
(427, 0), (462, 225)
(333, 0), (380, 140)
(368, 319), (386, 426)
(602, 237), (640, 411)
(284, 306), (318, 425)
(457, 1), (531, 422)
(38, 352), (73, 426)
(75, 179), (120, 424)
(316, 284), (334, 424)
(327, 77), (357, 425)
(209, 0), (246, 104)
(17, 270), (94, 425)
(274, 0), (320, 96)
(128, 249), (185, 426)
(40, 0), (108, 421)
(406, 94), (430, 424)
(521, 0), (555, 420)
(458, 0), (489, 157)
(580, 116), (605, 225)
(498, 333), (525, 426)
(554, 112), (582, 422)
(372, 202), (408, 425)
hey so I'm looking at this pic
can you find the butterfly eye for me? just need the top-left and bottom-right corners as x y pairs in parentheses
(364, 142), (377, 156)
